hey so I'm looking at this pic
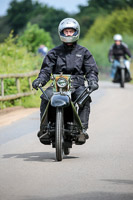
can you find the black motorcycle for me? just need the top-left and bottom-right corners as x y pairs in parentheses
(37, 74), (91, 161)
(113, 56), (132, 88)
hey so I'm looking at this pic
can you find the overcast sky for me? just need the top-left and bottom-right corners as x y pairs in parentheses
(0, 0), (88, 16)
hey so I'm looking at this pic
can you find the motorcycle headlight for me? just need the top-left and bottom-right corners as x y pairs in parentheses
(57, 77), (68, 88)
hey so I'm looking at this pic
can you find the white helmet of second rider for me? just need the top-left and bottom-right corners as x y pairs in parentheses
(58, 18), (80, 43)
(113, 34), (123, 41)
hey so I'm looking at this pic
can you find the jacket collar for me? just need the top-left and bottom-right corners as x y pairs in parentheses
(63, 42), (77, 51)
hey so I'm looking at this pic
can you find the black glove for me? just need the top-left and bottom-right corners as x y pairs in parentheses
(32, 78), (42, 90)
(88, 80), (99, 93)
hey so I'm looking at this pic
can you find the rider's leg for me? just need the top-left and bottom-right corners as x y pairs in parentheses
(40, 98), (48, 119)
(124, 60), (130, 71)
(78, 101), (90, 139)
(72, 86), (91, 139)
(111, 60), (120, 79)
(38, 87), (53, 138)
(78, 100), (90, 130)
(72, 86), (91, 129)
(124, 59), (132, 80)
(40, 87), (53, 120)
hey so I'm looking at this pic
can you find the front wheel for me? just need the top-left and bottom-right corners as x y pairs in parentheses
(120, 68), (125, 88)
(55, 107), (64, 161)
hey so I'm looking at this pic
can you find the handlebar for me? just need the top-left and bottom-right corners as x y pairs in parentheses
(74, 86), (91, 105)
(36, 84), (92, 104)
(38, 85), (50, 101)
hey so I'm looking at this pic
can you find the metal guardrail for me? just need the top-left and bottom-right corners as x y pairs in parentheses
(0, 70), (39, 101)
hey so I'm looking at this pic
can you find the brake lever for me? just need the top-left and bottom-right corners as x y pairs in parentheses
(38, 86), (49, 101)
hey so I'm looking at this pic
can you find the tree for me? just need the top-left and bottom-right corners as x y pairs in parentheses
(6, 0), (69, 45)
(7, 0), (39, 34)
(18, 23), (54, 52)
(38, 8), (69, 45)
(75, 0), (133, 38)
(83, 8), (133, 41)
(0, 16), (10, 42)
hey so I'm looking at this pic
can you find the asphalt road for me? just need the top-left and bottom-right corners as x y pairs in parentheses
(0, 81), (133, 200)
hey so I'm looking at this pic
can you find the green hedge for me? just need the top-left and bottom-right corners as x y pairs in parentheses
(0, 31), (43, 109)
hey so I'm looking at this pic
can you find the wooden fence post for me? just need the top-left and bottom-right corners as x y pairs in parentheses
(28, 77), (32, 91)
(1, 78), (4, 96)
(16, 78), (20, 93)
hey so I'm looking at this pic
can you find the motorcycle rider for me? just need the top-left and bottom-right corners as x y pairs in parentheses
(108, 34), (132, 79)
(32, 18), (99, 139)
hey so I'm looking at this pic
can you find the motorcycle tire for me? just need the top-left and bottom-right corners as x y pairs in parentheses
(55, 107), (64, 161)
(120, 68), (125, 88)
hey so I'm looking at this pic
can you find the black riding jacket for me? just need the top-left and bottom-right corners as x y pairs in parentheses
(108, 42), (132, 61)
(38, 43), (98, 87)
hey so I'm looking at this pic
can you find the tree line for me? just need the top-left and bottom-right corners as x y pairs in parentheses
(0, 0), (133, 69)
(0, 0), (133, 45)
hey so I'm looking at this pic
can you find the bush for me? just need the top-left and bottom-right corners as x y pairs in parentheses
(0, 31), (43, 109)
(18, 22), (54, 53)
(80, 39), (112, 68)
(0, 31), (42, 74)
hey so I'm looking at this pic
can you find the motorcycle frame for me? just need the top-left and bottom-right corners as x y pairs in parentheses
(39, 74), (87, 147)
(113, 57), (131, 84)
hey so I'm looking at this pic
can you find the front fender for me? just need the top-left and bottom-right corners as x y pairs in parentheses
(51, 94), (70, 107)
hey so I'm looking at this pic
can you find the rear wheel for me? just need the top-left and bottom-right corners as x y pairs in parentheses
(55, 108), (64, 161)
(120, 68), (125, 88)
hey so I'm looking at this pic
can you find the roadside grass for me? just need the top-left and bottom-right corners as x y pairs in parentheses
(21, 81), (51, 108)
(21, 92), (41, 108)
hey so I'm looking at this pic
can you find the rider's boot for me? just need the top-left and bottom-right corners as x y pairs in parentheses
(81, 122), (89, 139)
(82, 128), (89, 139)
(76, 127), (89, 145)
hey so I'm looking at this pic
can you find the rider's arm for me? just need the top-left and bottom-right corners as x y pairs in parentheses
(83, 49), (98, 82)
(37, 49), (56, 86)
(122, 43), (132, 58)
(108, 45), (114, 62)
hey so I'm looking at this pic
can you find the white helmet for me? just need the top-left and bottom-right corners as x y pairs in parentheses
(113, 34), (123, 41)
(58, 18), (80, 43)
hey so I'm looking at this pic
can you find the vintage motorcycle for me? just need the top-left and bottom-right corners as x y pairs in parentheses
(113, 56), (132, 88)
(37, 74), (91, 161)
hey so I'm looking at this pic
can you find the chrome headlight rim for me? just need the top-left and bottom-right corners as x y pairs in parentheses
(57, 77), (68, 88)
